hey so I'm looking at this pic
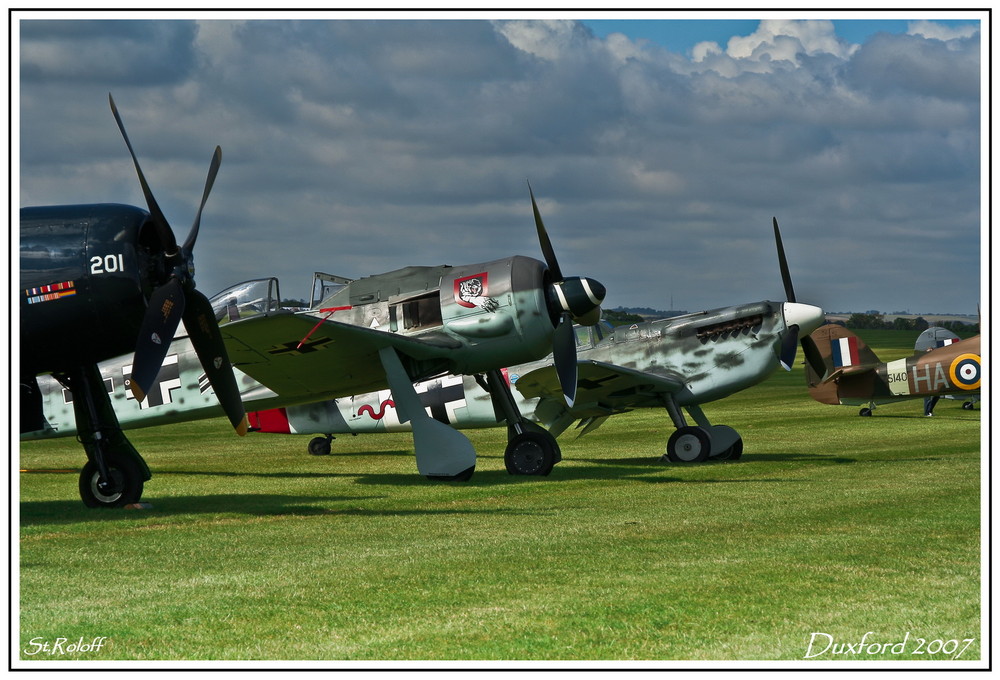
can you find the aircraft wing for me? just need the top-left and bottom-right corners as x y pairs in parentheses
(221, 310), (462, 404)
(514, 359), (685, 424)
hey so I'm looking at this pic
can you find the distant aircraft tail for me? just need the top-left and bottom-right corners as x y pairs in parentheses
(804, 324), (881, 404)
(914, 326), (961, 352)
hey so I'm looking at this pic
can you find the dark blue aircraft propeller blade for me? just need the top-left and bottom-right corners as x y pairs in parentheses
(183, 289), (248, 435)
(182, 146), (222, 257)
(111, 94), (246, 435)
(109, 93), (178, 257)
(130, 278), (185, 403)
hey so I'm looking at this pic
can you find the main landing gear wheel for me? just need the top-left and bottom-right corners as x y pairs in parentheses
(963, 401), (976, 410)
(666, 426), (711, 463)
(505, 431), (559, 476)
(859, 407), (873, 417)
(79, 453), (144, 508)
(308, 436), (332, 456)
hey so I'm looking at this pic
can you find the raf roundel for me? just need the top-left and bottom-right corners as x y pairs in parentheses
(949, 353), (981, 391)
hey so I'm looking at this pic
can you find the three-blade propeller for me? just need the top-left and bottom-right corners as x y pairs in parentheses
(773, 217), (825, 375)
(529, 184), (607, 407)
(110, 94), (248, 435)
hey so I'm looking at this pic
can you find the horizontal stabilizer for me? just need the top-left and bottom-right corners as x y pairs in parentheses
(820, 364), (872, 385)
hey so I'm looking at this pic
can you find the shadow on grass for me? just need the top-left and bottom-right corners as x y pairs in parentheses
(19, 491), (544, 526)
(574, 452), (859, 466)
(721, 453), (858, 464)
(20, 448), (883, 524)
(345, 463), (798, 487)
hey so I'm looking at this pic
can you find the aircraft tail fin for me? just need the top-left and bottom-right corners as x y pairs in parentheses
(804, 324), (880, 403)
(914, 326), (961, 352)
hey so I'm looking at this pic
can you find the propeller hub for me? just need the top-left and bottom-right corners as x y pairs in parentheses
(552, 276), (606, 326)
(782, 302), (825, 338)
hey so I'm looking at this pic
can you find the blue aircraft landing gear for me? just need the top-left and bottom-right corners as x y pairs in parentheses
(79, 454), (145, 509)
(61, 364), (151, 508)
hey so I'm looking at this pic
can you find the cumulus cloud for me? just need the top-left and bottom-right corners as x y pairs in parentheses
(727, 19), (856, 60)
(17, 17), (982, 315)
(691, 19), (857, 76)
(907, 20), (980, 42)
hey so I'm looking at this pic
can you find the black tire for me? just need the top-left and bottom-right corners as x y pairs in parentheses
(859, 407), (873, 417)
(963, 401), (975, 411)
(307, 436), (332, 456)
(78, 455), (144, 508)
(505, 431), (558, 476)
(666, 426), (711, 463)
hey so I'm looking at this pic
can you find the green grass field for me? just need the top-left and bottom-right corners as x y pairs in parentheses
(18, 330), (983, 664)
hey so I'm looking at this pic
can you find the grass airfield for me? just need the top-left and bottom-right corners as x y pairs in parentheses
(17, 330), (982, 664)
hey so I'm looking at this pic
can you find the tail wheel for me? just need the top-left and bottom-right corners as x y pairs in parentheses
(79, 454), (144, 508)
(666, 426), (711, 463)
(307, 436), (332, 456)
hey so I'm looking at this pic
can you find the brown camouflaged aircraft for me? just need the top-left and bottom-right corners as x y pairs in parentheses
(804, 324), (981, 416)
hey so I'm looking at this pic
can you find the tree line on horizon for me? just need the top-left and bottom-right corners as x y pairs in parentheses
(837, 313), (979, 335)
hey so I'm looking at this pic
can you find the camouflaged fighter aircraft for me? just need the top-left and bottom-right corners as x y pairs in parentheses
(245, 218), (826, 470)
(804, 324), (981, 416)
(30, 219), (820, 484)
(26, 182), (608, 504)
(21, 95), (247, 509)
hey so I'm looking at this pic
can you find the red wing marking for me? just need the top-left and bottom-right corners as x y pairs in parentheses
(296, 306), (353, 350)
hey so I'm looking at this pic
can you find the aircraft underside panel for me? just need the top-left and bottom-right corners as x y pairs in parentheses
(272, 374), (527, 435)
(25, 334), (281, 439)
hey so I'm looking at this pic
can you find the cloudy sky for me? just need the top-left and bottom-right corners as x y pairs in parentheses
(15, 11), (984, 316)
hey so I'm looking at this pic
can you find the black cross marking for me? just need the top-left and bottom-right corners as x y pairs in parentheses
(577, 374), (618, 390)
(268, 337), (334, 356)
(419, 383), (466, 424)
